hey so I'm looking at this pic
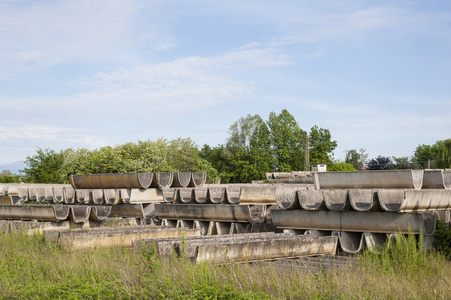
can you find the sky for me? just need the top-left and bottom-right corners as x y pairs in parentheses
(1, 0), (450, 168)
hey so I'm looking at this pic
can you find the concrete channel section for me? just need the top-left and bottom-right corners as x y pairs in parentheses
(155, 203), (266, 223)
(132, 233), (338, 263)
(271, 210), (437, 235)
(45, 226), (202, 249)
(313, 170), (424, 190)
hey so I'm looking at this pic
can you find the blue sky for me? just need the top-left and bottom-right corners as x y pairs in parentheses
(1, 0), (450, 166)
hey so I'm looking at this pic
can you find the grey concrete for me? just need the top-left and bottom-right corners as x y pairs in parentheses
(89, 206), (112, 221)
(196, 235), (338, 264)
(314, 170), (424, 190)
(224, 187), (241, 204)
(0, 204), (70, 221)
(69, 205), (91, 223)
(323, 190), (350, 211)
(207, 187), (225, 204)
(70, 173), (153, 189)
(275, 185), (302, 210)
(155, 203), (262, 223)
(336, 231), (387, 254)
(178, 188), (194, 204)
(298, 190), (325, 211)
(91, 189), (104, 204)
(110, 203), (155, 218)
(172, 172), (192, 187)
(348, 189), (380, 212)
(239, 186), (276, 205)
(64, 187), (75, 204)
(271, 209), (437, 234)
(129, 188), (164, 203)
(189, 172), (207, 187)
(103, 189), (118, 205)
(422, 169), (451, 189)
(0, 220), (71, 234)
(151, 172), (174, 189)
(46, 226), (201, 249)
(193, 187), (208, 204)
(162, 188), (177, 203)
(377, 189), (451, 212)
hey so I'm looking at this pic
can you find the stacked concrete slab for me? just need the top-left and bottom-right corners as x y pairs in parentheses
(272, 169), (451, 254)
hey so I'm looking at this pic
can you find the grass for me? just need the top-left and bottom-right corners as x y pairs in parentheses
(0, 229), (449, 299)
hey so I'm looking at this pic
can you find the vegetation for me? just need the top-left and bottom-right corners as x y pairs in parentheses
(0, 229), (449, 299)
(413, 138), (451, 168)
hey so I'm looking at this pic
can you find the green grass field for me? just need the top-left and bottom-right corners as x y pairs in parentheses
(0, 229), (449, 299)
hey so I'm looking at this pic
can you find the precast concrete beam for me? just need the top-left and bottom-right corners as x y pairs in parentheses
(337, 231), (388, 254)
(193, 187), (208, 204)
(314, 170), (424, 190)
(110, 203), (155, 218)
(178, 188), (194, 203)
(70, 173), (153, 189)
(224, 187), (241, 204)
(162, 188), (177, 203)
(207, 187), (225, 204)
(92, 189), (104, 204)
(69, 205), (91, 223)
(103, 189), (119, 205)
(120, 189), (131, 203)
(151, 172), (174, 189)
(0, 220), (71, 234)
(422, 169), (451, 189)
(276, 186), (301, 210)
(377, 189), (451, 212)
(47, 226), (201, 249)
(195, 235), (338, 264)
(132, 232), (282, 258)
(349, 189), (380, 212)
(64, 187), (75, 204)
(89, 206), (112, 221)
(129, 188), (164, 203)
(155, 203), (258, 223)
(75, 189), (90, 204)
(53, 186), (64, 203)
(297, 190), (325, 211)
(0, 195), (14, 205)
(172, 172), (192, 187)
(188, 172), (206, 187)
(271, 209), (437, 235)
(0, 204), (70, 221)
(323, 190), (351, 211)
(239, 186), (276, 205)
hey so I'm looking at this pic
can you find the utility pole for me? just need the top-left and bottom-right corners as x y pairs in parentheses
(305, 134), (310, 171)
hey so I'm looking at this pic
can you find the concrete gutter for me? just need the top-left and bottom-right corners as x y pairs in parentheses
(0, 204), (70, 221)
(271, 209), (437, 235)
(314, 170), (424, 190)
(155, 203), (266, 223)
(70, 173), (154, 189)
(46, 226), (202, 249)
(422, 169), (451, 189)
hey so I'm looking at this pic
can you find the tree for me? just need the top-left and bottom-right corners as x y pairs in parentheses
(345, 149), (368, 170)
(366, 156), (393, 170)
(309, 126), (337, 163)
(267, 109), (306, 172)
(436, 139), (451, 169)
(412, 144), (439, 168)
(328, 162), (356, 172)
(22, 148), (66, 183)
(387, 156), (419, 169)
(225, 114), (264, 156)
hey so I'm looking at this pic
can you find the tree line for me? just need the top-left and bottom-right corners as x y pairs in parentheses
(1, 109), (450, 183)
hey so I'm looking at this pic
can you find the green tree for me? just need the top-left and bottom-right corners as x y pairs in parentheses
(345, 149), (368, 170)
(22, 148), (66, 183)
(436, 139), (451, 168)
(412, 143), (440, 168)
(328, 162), (356, 171)
(226, 114), (264, 155)
(267, 109), (306, 172)
(309, 126), (337, 163)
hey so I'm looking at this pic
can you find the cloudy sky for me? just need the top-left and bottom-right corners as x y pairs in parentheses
(1, 0), (450, 167)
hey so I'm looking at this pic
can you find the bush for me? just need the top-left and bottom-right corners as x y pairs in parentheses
(433, 220), (451, 259)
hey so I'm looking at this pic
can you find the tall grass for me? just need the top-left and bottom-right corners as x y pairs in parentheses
(0, 229), (449, 299)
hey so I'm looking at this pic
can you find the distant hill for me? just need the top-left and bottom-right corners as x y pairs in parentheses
(0, 161), (26, 175)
